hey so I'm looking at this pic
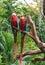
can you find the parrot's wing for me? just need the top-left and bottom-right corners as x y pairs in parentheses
(24, 22), (26, 31)
(16, 19), (18, 27)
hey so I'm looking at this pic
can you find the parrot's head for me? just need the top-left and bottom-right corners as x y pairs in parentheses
(20, 16), (28, 26)
(20, 16), (25, 19)
(12, 12), (16, 16)
(10, 12), (17, 27)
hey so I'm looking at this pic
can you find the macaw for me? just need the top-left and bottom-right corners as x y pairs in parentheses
(19, 16), (26, 65)
(10, 12), (18, 60)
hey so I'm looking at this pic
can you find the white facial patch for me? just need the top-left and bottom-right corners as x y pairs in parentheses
(12, 13), (16, 16)
(21, 17), (24, 19)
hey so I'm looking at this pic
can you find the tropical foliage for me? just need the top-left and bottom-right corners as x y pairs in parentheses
(0, 0), (45, 65)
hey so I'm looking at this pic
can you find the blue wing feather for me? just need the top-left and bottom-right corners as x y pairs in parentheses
(16, 19), (18, 27)
(24, 22), (26, 31)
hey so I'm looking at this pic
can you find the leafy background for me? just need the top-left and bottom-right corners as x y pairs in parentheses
(0, 0), (45, 65)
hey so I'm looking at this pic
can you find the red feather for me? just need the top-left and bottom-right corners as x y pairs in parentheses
(19, 17), (26, 30)
(10, 13), (18, 60)
(19, 53), (22, 65)
(10, 15), (17, 27)
(14, 42), (17, 60)
(19, 16), (26, 65)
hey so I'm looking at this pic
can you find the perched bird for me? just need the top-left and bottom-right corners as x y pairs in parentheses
(19, 16), (26, 65)
(10, 12), (18, 60)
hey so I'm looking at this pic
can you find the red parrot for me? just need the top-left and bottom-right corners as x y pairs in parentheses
(19, 16), (26, 65)
(10, 12), (18, 60)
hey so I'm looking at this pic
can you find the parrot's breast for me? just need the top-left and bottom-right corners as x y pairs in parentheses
(10, 15), (17, 27)
(20, 19), (26, 31)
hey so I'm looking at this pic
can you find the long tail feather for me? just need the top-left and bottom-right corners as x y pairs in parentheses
(19, 35), (25, 65)
(14, 42), (17, 60)
(19, 53), (22, 65)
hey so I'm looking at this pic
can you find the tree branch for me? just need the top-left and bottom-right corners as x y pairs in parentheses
(24, 0), (35, 14)
(16, 50), (42, 59)
(32, 57), (45, 61)
(27, 15), (45, 52)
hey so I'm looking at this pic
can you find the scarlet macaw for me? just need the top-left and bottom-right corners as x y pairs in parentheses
(19, 16), (26, 65)
(10, 12), (18, 60)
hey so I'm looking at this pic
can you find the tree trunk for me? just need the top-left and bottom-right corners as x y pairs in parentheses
(43, 0), (45, 16)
